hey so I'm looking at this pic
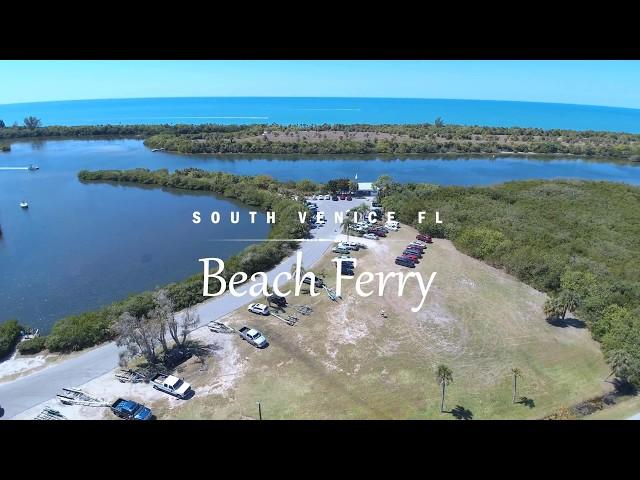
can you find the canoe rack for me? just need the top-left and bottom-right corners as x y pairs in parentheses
(56, 387), (110, 407)
(207, 321), (236, 334)
(35, 407), (67, 420)
(115, 369), (147, 384)
(270, 312), (298, 326)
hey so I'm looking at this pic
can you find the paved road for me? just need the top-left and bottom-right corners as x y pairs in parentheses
(0, 197), (366, 419)
(627, 412), (640, 420)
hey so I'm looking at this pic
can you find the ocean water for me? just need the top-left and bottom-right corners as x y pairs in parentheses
(1, 97), (640, 132)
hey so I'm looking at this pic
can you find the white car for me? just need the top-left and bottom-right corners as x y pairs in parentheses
(363, 233), (379, 240)
(385, 223), (399, 231)
(333, 254), (356, 263)
(311, 195), (317, 200)
(247, 303), (270, 315)
(324, 194), (331, 200)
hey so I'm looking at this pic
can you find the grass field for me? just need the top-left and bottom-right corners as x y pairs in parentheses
(156, 226), (610, 420)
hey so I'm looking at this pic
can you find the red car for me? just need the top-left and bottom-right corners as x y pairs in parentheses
(400, 254), (419, 263)
(416, 234), (433, 243)
(369, 228), (386, 237)
(339, 194), (346, 200)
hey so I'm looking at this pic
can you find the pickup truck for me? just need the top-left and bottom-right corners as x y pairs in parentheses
(111, 398), (153, 420)
(238, 326), (268, 348)
(150, 373), (192, 399)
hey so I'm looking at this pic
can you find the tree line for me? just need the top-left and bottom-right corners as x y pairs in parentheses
(1, 118), (640, 160)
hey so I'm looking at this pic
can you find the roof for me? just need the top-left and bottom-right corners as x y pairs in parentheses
(357, 182), (376, 190)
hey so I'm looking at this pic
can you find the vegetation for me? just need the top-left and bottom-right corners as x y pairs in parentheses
(382, 178), (640, 387)
(0, 121), (639, 160)
(0, 320), (22, 358)
(23, 116), (42, 129)
(114, 290), (200, 365)
(16, 336), (46, 355)
(24, 169), (310, 353)
(511, 368), (522, 404)
(436, 364), (453, 412)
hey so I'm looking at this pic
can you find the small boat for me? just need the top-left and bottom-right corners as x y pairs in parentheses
(20, 201), (29, 208)
(28, 164), (40, 171)
(151, 148), (166, 152)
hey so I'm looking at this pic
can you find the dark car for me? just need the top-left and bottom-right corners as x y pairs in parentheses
(395, 256), (415, 268)
(163, 347), (193, 368)
(332, 195), (339, 201)
(346, 195), (353, 201)
(341, 267), (355, 276)
(372, 201), (382, 207)
(268, 293), (287, 308)
(303, 276), (325, 288)
(416, 234), (433, 243)
(401, 253), (420, 262)
(111, 398), (153, 420)
(368, 228), (386, 237)
(339, 194), (346, 200)
(404, 249), (423, 258)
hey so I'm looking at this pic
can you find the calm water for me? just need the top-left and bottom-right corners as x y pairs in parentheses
(0, 140), (269, 331)
(2, 138), (640, 331)
(2, 97), (640, 132)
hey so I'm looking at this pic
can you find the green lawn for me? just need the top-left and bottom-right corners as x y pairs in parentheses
(160, 227), (610, 420)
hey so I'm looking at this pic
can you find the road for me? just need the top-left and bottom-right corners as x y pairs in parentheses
(0, 197), (366, 419)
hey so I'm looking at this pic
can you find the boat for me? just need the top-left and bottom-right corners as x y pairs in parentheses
(20, 201), (29, 208)
(151, 148), (166, 152)
(28, 164), (39, 171)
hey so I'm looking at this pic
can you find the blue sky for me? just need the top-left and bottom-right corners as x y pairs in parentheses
(1, 60), (640, 109)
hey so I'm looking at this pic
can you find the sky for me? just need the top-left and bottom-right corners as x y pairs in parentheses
(1, 60), (640, 109)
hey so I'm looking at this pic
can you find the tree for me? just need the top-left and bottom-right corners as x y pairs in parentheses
(114, 311), (162, 365)
(511, 368), (522, 404)
(341, 215), (354, 242)
(178, 307), (200, 346)
(434, 117), (445, 128)
(0, 119), (5, 128)
(606, 349), (633, 381)
(23, 116), (42, 129)
(436, 364), (453, 412)
(373, 175), (394, 198)
(152, 290), (173, 353)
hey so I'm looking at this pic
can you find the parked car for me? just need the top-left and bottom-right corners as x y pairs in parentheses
(238, 326), (268, 348)
(372, 201), (382, 207)
(311, 195), (317, 200)
(338, 194), (346, 200)
(343, 241), (360, 251)
(395, 256), (416, 268)
(346, 195), (353, 201)
(408, 241), (426, 249)
(303, 276), (325, 288)
(247, 303), (270, 315)
(150, 374), (192, 399)
(111, 398), (153, 420)
(324, 194), (331, 200)
(369, 229), (386, 237)
(333, 246), (351, 254)
(363, 233), (379, 240)
(416, 234), (433, 243)
(385, 223), (399, 231)
(404, 248), (423, 258)
(163, 347), (192, 368)
(401, 253), (420, 263)
(268, 294), (287, 308)
(332, 195), (339, 201)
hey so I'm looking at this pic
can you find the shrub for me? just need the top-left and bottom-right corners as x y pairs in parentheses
(45, 311), (114, 352)
(0, 319), (22, 358)
(17, 336), (47, 355)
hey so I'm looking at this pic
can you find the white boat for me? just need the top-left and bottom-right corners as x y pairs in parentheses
(20, 201), (29, 208)
(28, 164), (40, 171)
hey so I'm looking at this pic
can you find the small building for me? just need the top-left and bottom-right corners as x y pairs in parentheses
(356, 182), (378, 197)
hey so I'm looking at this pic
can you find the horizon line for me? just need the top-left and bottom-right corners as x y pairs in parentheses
(2, 95), (640, 113)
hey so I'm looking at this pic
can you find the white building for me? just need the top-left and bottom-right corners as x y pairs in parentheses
(356, 182), (378, 196)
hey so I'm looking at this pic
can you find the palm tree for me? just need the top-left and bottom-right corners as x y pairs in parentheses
(436, 364), (453, 413)
(341, 216), (354, 242)
(511, 368), (522, 404)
